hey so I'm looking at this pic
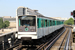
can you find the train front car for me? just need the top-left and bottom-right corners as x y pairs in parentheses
(17, 15), (37, 40)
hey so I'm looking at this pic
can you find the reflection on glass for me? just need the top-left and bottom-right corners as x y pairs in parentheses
(20, 16), (35, 26)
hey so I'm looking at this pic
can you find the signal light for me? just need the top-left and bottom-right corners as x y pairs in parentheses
(73, 10), (75, 17)
(71, 12), (73, 16)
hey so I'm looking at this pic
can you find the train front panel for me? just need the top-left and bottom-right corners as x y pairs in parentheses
(17, 15), (37, 39)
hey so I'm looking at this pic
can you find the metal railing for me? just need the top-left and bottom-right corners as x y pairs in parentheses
(0, 31), (18, 50)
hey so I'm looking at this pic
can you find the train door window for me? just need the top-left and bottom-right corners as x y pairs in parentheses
(45, 20), (47, 27)
(41, 19), (44, 27)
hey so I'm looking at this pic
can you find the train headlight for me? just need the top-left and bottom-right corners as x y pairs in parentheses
(31, 29), (34, 32)
(30, 27), (35, 29)
(33, 27), (35, 29)
(15, 33), (18, 38)
(30, 27), (33, 29)
(19, 29), (22, 32)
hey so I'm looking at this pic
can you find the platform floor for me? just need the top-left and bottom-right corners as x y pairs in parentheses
(0, 28), (16, 33)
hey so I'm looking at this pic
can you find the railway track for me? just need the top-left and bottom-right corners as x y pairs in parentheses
(7, 27), (72, 50)
(50, 28), (72, 50)
(10, 27), (65, 50)
(35, 27), (66, 50)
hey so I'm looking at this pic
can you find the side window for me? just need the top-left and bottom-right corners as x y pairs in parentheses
(62, 21), (63, 24)
(41, 19), (44, 27)
(57, 21), (58, 25)
(53, 20), (55, 25)
(37, 18), (39, 28)
(58, 21), (59, 25)
(59, 21), (61, 25)
(37, 18), (41, 28)
(48, 20), (49, 26)
(50, 20), (52, 26)
(45, 20), (47, 27)
(55, 21), (57, 25)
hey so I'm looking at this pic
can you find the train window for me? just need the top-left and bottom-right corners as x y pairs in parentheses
(57, 21), (58, 25)
(53, 20), (55, 25)
(55, 21), (57, 25)
(47, 20), (49, 26)
(58, 21), (59, 25)
(20, 16), (36, 26)
(37, 18), (39, 28)
(41, 19), (44, 27)
(50, 20), (52, 26)
(59, 21), (60, 25)
(62, 22), (63, 24)
(45, 20), (47, 27)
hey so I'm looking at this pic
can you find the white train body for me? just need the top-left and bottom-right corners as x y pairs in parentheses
(16, 15), (64, 39)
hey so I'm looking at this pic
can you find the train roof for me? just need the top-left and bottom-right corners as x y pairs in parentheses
(17, 7), (64, 21)
(18, 15), (64, 21)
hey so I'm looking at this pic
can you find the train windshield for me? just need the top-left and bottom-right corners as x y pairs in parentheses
(19, 16), (36, 26)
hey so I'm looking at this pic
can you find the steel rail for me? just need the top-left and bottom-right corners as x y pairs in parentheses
(64, 28), (71, 50)
(58, 28), (69, 50)
(35, 28), (65, 50)
(44, 28), (66, 50)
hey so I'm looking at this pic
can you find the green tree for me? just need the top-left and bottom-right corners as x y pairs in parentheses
(64, 18), (74, 25)
(4, 21), (10, 28)
(0, 18), (3, 28)
(0, 18), (10, 28)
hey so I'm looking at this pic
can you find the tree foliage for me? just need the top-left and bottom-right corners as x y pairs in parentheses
(0, 18), (3, 28)
(4, 21), (10, 27)
(64, 18), (74, 25)
(0, 18), (10, 28)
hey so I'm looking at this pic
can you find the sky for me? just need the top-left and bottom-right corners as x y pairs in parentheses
(0, 0), (75, 18)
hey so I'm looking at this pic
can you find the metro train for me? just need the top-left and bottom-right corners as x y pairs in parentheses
(16, 15), (64, 40)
